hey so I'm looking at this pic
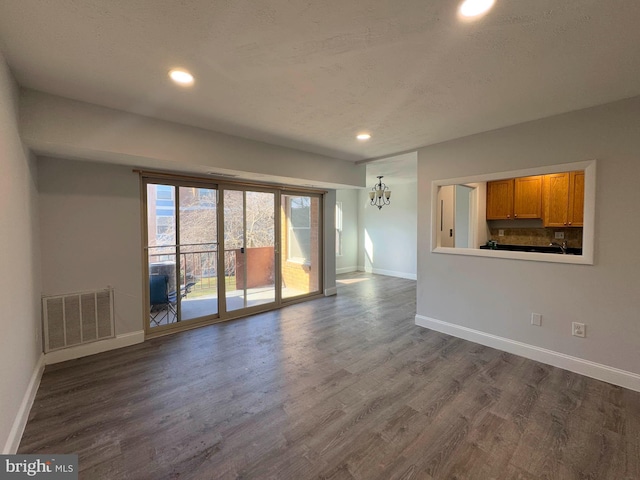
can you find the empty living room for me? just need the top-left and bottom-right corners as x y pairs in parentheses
(1, 1), (639, 479)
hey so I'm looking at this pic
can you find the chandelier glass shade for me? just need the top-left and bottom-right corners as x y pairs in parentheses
(369, 176), (391, 210)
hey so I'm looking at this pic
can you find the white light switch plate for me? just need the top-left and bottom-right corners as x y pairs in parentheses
(531, 313), (542, 326)
(555, 232), (565, 239)
(499, 229), (504, 237)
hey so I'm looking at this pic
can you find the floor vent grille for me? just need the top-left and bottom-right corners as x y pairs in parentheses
(42, 288), (115, 352)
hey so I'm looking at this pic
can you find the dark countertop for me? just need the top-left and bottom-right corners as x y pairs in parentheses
(480, 244), (582, 255)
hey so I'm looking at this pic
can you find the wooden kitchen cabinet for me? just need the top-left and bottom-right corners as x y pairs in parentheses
(542, 171), (584, 227)
(569, 171), (584, 226)
(513, 175), (542, 219)
(487, 175), (542, 220)
(486, 179), (514, 220)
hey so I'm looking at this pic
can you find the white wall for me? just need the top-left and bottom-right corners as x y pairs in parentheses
(417, 96), (640, 380)
(38, 158), (143, 336)
(336, 189), (359, 274)
(358, 181), (417, 280)
(0, 52), (42, 453)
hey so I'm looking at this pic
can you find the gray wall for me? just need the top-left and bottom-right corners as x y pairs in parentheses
(38, 158), (143, 335)
(20, 89), (365, 189)
(38, 157), (338, 336)
(323, 190), (337, 293)
(417, 96), (640, 374)
(0, 52), (41, 452)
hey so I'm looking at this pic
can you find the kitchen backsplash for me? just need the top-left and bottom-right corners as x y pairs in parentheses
(488, 227), (583, 248)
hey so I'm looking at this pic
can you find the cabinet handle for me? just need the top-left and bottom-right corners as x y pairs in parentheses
(564, 222), (567, 225)
(568, 222), (572, 225)
(514, 213), (518, 217)
(507, 215), (510, 218)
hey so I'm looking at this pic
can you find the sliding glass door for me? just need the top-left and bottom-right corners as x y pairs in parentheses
(144, 176), (323, 335)
(147, 183), (179, 328)
(280, 193), (322, 300)
(224, 189), (277, 313)
(146, 183), (219, 331)
(178, 186), (219, 321)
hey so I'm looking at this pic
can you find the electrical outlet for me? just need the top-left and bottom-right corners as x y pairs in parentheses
(555, 231), (565, 239)
(498, 229), (505, 237)
(572, 322), (586, 337)
(531, 313), (542, 326)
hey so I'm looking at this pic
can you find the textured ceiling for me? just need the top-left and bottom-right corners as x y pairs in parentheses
(1, 0), (639, 162)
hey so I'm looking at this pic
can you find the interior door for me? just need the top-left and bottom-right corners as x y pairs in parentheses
(223, 188), (277, 313)
(438, 185), (455, 248)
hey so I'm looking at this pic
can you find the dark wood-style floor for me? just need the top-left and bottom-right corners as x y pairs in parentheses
(20, 273), (640, 479)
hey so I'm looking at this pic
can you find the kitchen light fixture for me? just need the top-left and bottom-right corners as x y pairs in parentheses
(459, 0), (495, 18)
(369, 176), (391, 210)
(169, 68), (194, 86)
(356, 133), (371, 141)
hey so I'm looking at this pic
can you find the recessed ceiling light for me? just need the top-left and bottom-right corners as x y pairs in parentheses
(459, 0), (495, 18)
(169, 68), (194, 86)
(357, 133), (372, 141)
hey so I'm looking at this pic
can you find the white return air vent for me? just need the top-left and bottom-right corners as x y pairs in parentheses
(42, 288), (115, 353)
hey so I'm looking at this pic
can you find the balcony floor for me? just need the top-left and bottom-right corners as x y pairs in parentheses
(150, 286), (309, 327)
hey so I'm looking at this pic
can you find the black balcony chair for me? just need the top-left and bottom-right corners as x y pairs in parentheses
(149, 274), (177, 326)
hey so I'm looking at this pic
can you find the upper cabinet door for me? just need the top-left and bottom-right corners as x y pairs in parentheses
(542, 171), (584, 227)
(486, 179), (514, 220)
(543, 172), (571, 227)
(513, 175), (542, 219)
(568, 171), (585, 227)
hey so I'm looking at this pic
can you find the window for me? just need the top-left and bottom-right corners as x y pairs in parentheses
(287, 196), (311, 262)
(198, 188), (216, 206)
(156, 207), (174, 217)
(156, 215), (174, 237)
(335, 201), (343, 256)
(156, 185), (174, 200)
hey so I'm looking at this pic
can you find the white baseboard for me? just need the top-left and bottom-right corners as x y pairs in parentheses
(356, 266), (417, 280)
(415, 315), (640, 392)
(3, 354), (45, 454)
(44, 330), (145, 365)
(372, 268), (417, 281)
(324, 286), (338, 296)
(336, 266), (358, 274)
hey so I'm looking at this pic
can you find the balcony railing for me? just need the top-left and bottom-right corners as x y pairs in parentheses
(148, 244), (275, 297)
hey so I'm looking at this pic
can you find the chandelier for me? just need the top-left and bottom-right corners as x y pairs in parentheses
(369, 176), (391, 210)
